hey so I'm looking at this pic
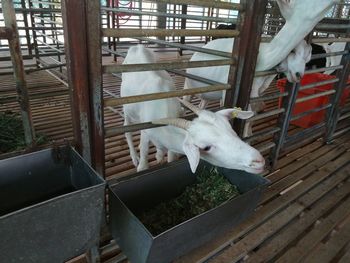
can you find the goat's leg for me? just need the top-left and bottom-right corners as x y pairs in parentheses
(137, 131), (150, 172)
(167, 151), (177, 163)
(183, 78), (192, 103)
(124, 115), (139, 167)
(156, 148), (165, 163)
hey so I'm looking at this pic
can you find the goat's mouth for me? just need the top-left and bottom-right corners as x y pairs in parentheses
(244, 166), (265, 174)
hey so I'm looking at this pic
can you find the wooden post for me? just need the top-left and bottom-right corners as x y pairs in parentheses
(3, 0), (35, 146)
(61, 0), (92, 163)
(224, 0), (269, 137)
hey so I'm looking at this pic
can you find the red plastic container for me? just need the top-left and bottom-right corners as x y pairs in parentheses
(277, 73), (350, 128)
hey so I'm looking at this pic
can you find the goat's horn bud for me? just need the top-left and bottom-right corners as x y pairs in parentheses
(177, 98), (201, 115)
(152, 118), (191, 130)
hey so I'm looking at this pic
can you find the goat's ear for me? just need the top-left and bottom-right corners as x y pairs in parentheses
(217, 108), (254, 120)
(183, 135), (200, 173)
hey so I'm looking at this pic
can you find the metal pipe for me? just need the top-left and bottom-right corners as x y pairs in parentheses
(305, 65), (343, 74)
(103, 59), (234, 74)
(0, 52), (65, 61)
(31, 0), (61, 7)
(325, 40), (350, 142)
(136, 37), (231, 58)
(248, 108), (285, 122)
(256, 142), (276, 153)
(296, 89), (335, 103)
(260, 37), (350, 43)
(285, 122), (326, 144)
(101, 7), (237, 24)
(3, 0), (35, 146)
(337, 111), (350, 121)
(291, 104), (332, 121)
(244, 127), (281, 143)
(270, 82), (299, 168)
(102, 28), (240, 38)
(104, 84), (230, 107)
(299, 78), (339, 91)
(142, 0), (242, 10)
(32, 16), (63, 26)
(0, 8), (62, 13)
(34, 30), (65, 45)
(250, 91), (289, 102)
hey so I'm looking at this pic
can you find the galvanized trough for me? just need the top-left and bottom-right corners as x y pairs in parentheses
(0, 146), (106, 263)
(109, 159), (270, 263)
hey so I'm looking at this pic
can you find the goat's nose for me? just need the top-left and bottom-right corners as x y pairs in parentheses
(295, 72), (301, 80)
(249, 156), (265, 168)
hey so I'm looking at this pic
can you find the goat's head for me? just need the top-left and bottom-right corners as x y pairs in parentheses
(277, 40), (312, 82)
(153, 99), (265, 174)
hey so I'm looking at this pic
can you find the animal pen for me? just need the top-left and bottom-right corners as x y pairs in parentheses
(1, 0), (350, 262)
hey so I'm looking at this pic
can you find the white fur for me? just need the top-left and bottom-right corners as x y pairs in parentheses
(321, 42), (347, 74)
(121, 45), (265, 174)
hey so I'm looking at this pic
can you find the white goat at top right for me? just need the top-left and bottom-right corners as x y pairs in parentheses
(183, 0), (339, 136)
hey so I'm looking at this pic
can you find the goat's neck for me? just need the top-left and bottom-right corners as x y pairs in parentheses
(151, 126), (187, 154)
(256, 0), (337, 71)
(256, 21), (311, 71)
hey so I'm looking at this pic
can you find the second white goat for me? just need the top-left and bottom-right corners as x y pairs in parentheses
(121, 45), (265, 174)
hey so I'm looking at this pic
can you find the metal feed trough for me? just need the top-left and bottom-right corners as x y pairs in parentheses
(0, 146), (106, 263)
(109, 159), (270, 263)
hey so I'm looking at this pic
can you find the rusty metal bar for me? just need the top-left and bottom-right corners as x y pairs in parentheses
(223, 0), (269, 137)
(261, 37), (350, 43)
(136, 37), (231, 58)
(144, 0), (242, 10)
(0, 27), (12, 39)
(62, 0), (92, 163)
(31, 0), (61, 7)
(102, 28), (240, 38)
(104, 84), (230, 107)
(3, 0), (35, 146)
(101, 7), (236, 23)
(86, 0), (105, 177)
(0, 8), (63, 13)
(103, 59), (234, 73)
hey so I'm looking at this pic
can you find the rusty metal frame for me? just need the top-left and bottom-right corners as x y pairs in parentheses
(224, 0), (269, 137)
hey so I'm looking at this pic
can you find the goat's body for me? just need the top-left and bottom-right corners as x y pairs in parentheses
(121, 46), (184, 170)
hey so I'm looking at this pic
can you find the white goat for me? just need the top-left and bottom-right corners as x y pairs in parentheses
(184, 40), (312, 110)
(183, 0), (338, 98)
(257, 0), (340, 71)
(323, 41), (347, 75)
(121, 45), (265, 174)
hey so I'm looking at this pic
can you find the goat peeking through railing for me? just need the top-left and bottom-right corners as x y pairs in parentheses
(121, 45), (265, 174)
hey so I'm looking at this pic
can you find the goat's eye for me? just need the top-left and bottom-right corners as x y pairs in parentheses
(202, 146), (211, 152)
